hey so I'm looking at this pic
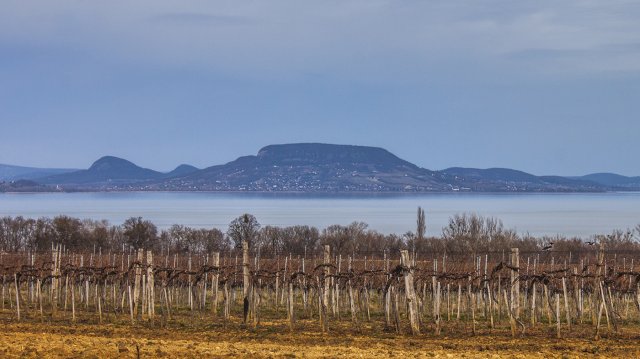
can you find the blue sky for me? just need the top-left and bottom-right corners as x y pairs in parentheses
(1, 0), (639, 175)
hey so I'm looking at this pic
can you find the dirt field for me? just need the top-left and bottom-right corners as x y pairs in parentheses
(0, 316), (638, 358)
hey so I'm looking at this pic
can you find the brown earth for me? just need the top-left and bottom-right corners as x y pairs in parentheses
(0, 315), (638, 359)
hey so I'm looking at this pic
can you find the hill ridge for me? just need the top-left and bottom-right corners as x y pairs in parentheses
(3, 143), (636, 192)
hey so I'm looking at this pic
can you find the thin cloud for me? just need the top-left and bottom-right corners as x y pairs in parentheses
(2, 1), (640, 79)
(151, 13), (253, 26)
(506, 42), (640, 73)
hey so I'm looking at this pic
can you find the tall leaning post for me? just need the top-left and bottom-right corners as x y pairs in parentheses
(511, 248), (520, 319)
(400, 250), (420, 335)
(242, 240), (251, 324)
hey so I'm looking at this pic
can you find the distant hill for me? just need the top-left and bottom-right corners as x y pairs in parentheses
(0, 164), (77, 181)
(164, 164), (199, 178)
(8, 143), (636, 192)
(256, 143), (419, 169)
(161, 143), (446, 191)
(438, 167), (603, 192)
(38, 156), (163, 185)
(0, 179), (57, 192)
(439, 167), (539, 182)
(574, 173), (640, 189)
(155, 143), (605, 192)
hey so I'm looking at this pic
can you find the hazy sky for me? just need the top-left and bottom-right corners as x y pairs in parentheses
(1, 1), (639, 175)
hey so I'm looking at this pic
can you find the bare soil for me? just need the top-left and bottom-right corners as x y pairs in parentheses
(0, 315), (638, 358)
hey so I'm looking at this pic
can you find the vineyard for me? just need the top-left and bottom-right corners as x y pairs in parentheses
(2, 240), (640, 345)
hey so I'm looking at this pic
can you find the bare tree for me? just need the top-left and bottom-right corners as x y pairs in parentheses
(53, 215), (83, 250)
(442, 213), (516, 252)
(321, 224), (352, 255)
(167, 224), (190, 253)
(123, 217), (158, 250)
(227, 213), (260, 249)
(260, 226), (283, 255)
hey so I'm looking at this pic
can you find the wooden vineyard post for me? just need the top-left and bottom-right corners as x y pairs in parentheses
(320, 245), (330, 333)
(203, 256), (208, 310)
(432, 260), (438, 323)
(331, 257), (337, 317)
(242, 240), (251, 325)
(252, 281), (260, 328)
(470, 277), (476, 335)
(363, 256), (370, 322)
(575, 259), (588, 324)
(383, 252), (392, 330)
(302, 257), (308, 313)
(188, 255), (193, 311)
(223, 280), (230, 328)
(141, 254), (147, 316)
(128, 285), (134, 324)
(97, 281), (103, 324)
(599, 281), (612, 331)
(446, 283), (451, 322)
(556, 293), (561, 339)
(457, 283), (462, 321)
(282, 257), (288, 311)
(133, 249), (142, 317)
(147, 250), (155, 319)
(28, 253), (34, 306)
(392, 286), (401, 333)
(594, 241), (604, 327)
(51, 244), (60, 316)
(435, 281), (442, 335)
(63, 272), (69, 312)
(543, 284), (552, 326)
(288, 276), (295, 332)
(14, 273), (20, 321)
(400, 250), (420, 335)
(212, 252), (220, 316)
(510, 248), (520, 320)
(336, 255), (342, 318)
(252, 248), (261, 329)
(593, 240), (619, 334)
(467, 275), (474, 332)
(71, 275), (76, 323)
(497, 271), (502, 322)
(37, 278), (43, 321)
(275, 256), (280, 311)
(485, 254), (494, 329)
(323, 245), (330, 314)
(523, 257), (529, 318)
(562, 276), (570, 330)
(504, 290), (516, 337)
(347, 256), (358, 327)
(162, 282), (171, 322)
(531, 257), (537, 326)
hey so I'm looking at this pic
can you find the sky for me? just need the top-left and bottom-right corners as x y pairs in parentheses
(1, 0), (639, 176)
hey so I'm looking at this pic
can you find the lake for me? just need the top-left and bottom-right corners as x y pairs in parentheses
(0, 192), (639, 238)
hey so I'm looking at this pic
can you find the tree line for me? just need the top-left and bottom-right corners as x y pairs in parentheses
(0, 210), (639, 255)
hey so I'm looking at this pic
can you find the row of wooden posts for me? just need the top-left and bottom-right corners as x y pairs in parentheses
(1, 241), (639, 339)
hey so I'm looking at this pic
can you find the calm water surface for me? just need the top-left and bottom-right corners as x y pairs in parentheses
(0, 192), (639, 238)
